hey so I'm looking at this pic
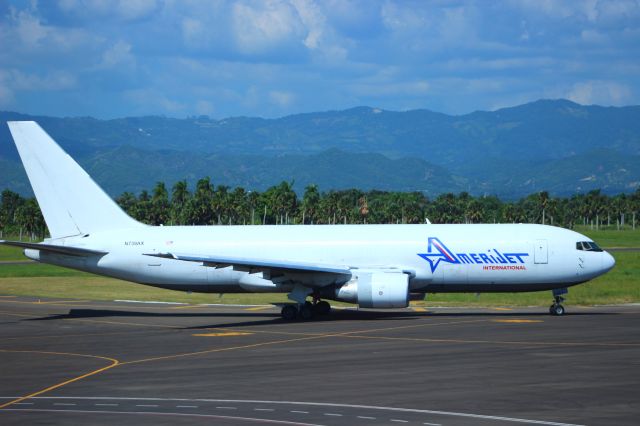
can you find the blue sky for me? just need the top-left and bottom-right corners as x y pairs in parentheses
(1, 0), (639, 119)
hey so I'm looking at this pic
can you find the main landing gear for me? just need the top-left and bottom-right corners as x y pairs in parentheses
(549, 288), (568, 316)
(280, 300), (332, 321)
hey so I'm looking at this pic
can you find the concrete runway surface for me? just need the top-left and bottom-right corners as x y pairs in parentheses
(0, 296), (638, 425)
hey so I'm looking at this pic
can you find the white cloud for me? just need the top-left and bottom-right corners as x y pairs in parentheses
(124, 88), (186, 113)
(181, 17), (205, 49)
(512, 0), (588, 20)
(290, 0), (325, 49)
(566, 80), (633, 105)
(0, 68), (77, 108)
(58, 0), (159, 21)
(8, 69), (77, 91)
(100, 41), (135, 68)
(595, 0), (640, 23)
(3, 7), (98, 53)
(269, 90), (296, 107)
(290, 0), (352, 63)
(13, 8), (48, 48)
(350, 80), (430, 98)
(0, 70), (15, 107)
(440, 57), (555, 72)
(195, 100), (214, 115)
(231, 0), (305, 55)
(580, 29), (608, 43)
(1, 0), (638, 118)
(115, 0), (158, 20)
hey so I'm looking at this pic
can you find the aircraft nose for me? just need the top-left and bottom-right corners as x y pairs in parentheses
(602, 251), (616, 272)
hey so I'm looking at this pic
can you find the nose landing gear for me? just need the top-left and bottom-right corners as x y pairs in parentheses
(549, 288), (568, 316)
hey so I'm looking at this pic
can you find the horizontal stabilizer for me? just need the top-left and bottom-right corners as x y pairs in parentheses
(0, 240), (108, 257)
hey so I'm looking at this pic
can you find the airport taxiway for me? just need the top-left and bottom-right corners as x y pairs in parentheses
(0, 297), (639, 425)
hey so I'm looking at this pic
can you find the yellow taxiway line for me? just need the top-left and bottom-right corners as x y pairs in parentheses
(0, 350), (120, 409)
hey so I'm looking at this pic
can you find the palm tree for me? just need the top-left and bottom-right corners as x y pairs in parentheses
(301, 184), (320, 224)
(170, 180), (191, 225)
(0, 190), (24, 236)
(190, 177), (215, 225)
(150, 182), (170, 225)
(116, 192), (138, 219)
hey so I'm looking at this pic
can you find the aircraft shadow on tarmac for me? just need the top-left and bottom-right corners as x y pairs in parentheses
(24, 307), (615, 330)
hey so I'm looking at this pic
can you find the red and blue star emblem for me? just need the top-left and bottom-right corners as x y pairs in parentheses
(418, 237), (461, 273)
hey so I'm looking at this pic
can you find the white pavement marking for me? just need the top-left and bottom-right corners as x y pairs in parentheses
(391, 420), (409, 423)
(95, 403), (118, 406)
(324, 413), (342, 416)
(177, 405), (198, 408)
(424, 423), (442, 426)
(358, 416), (376, 420)
(53, 403), (76, 406)
(216, 406), (237, 410)
(255, 408), (275, 411)
(291, 410), (309, 414)
(2, 409), (324, 425)
(2, 396), (586, 426)
(14, 402), (34, 405)
(135, 404), (159, 408)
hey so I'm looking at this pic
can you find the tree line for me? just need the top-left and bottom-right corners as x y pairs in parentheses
(1, 180), (639, 241)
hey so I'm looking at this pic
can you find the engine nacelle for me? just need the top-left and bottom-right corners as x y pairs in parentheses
(335, 270), (409, 308)
(238, 272), (278, 292)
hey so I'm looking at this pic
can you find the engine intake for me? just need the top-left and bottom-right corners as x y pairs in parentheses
(336, 270), (409, 308)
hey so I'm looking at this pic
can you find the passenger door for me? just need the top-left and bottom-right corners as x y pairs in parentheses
(534, 239), (548, 264)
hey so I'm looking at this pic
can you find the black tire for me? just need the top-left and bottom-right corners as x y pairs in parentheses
(314, 300), (331, 316)
(299, 304), (314, 320)
(549, 304), (555, 315)
(281, 305), (298, 321)
(553, 304), (565, 316)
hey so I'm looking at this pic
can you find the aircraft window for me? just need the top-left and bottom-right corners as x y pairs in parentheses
(576, 241), (603, 252)
(587, 242), (603, 252)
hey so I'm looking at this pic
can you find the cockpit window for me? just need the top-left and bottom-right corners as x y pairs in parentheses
(576, 241), (603, 252)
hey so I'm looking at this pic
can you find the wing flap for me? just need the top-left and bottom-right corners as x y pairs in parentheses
(0, 240), (108, 257)
(145, 252), (352, 277)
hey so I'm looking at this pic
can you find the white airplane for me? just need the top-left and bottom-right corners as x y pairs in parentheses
(2, 121), (615, 319)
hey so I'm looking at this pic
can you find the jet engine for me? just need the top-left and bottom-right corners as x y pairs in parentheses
(335, 270), (409, 308)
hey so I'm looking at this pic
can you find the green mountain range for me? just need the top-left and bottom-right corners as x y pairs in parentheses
(1, 99), (639, 198)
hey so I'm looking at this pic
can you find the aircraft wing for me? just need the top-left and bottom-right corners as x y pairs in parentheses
(145, 252), (353, 287)
(0, 240), (108, 257)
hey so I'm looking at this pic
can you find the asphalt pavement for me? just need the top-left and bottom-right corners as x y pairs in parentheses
(0, 297), (638, 425)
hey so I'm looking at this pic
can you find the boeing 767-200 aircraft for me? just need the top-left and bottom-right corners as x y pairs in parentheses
(1, 121), (615, 319)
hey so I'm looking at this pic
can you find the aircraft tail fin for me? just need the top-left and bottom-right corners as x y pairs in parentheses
(7, 121), (143, 238)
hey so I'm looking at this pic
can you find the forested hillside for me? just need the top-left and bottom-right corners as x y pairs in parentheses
(1, 99), (639, 198)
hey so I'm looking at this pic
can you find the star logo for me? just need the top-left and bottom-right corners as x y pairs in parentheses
(418, 237), (460, 273)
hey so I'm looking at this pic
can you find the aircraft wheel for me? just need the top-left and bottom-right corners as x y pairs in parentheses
(314, 300), (331, 316)
(550, 304), (565, 316)
(299, 304), (314, 320)
(281, 305), (298, 321)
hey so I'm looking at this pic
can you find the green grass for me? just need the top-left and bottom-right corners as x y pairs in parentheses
(0, 276), (293, 305)
(0, 244), (27, 261)
(574, 225), (640, 248)
(0, 263), (92, 278)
